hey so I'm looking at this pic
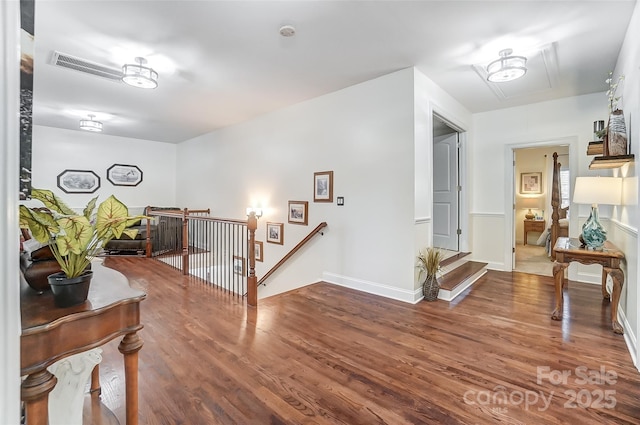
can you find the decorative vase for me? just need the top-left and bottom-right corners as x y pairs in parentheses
(422, 275), (439, 301)
(47, 270), (93, 308)
(580, 206), (606, 250)
(607, 110), (628, 156)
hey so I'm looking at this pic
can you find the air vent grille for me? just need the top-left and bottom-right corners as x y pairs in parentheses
(51, 51), (123, 82)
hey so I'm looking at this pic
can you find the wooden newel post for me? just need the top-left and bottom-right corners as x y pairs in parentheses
(247, 211), (258, 307)
(182, 208), (189, 275)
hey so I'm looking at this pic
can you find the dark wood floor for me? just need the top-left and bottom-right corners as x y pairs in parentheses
(97, 257), (640, 424)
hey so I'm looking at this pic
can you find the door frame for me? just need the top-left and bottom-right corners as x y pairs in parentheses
(432, 111), (469, 253)
(503, 136), (578, 272)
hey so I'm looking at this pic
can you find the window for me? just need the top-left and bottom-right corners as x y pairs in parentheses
(560, 168), (570, 209)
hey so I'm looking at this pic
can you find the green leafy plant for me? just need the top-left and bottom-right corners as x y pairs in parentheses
(416, 247), (445, 279)
(19, 189), (146, 278)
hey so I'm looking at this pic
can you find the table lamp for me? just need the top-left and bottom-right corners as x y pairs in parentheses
(572, 176), (622, 249)
(521, 196), (541, 219)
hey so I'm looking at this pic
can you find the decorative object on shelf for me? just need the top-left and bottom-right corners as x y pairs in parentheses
(593, 120), (606, 141)
(486, 48), (527, 83)
(314, 171), (334, 202)
(121, 56), (158, 89)
(572, 176), (622, 250)
(520, 172), (542, 194)
(107, 163), (143, 187)
(607, 109), (628, 156)
(266, 222), (284, 244)
(416, 247), (444, 301)
(19, 189), (146, 306)
(57, 169), (100, 194)
(587, 141), (604, 156)
(79, 114), (103, 132)
(288, 200), (308, 225)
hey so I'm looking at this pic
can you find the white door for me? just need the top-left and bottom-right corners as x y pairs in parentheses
(433, 133), (459, 251)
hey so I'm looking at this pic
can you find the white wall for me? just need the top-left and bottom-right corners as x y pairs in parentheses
(0, 1), (21, 423)
(611, 0), (639, 369)
(29, 126), (178, 212)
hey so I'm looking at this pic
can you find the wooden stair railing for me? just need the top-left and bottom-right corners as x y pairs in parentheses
(256, 222), (328, 288)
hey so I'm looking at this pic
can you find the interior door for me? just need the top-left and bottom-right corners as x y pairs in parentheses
(433, 133), (459, 251)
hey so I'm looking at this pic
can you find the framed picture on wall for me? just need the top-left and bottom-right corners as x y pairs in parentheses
(233, 255), (245, 276)
(107, 164), (143, 187)
(314, 171), (333, 202)
(57, 169), (100, 194)
(288, 201), (308, 225)
(520, 172), (542, 194)
(255, 241), (263, 262)
(266, 222), (284, 245)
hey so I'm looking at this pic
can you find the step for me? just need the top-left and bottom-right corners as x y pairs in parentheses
(440, 251), (471, 269)
(437, 260), (488, 302)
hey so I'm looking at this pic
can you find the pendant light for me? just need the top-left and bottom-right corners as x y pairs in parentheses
(122, 57), (158, 89)
(486, 49), (527, 83)
(79, 114), (103, 132)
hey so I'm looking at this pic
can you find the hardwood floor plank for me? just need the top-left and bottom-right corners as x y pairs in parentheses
(96, 258), (640, 424)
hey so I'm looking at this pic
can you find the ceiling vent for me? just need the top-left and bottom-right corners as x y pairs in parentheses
(50, 51), (122, 82)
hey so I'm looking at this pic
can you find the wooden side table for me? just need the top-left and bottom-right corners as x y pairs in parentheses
(550, 237), (625, 334)
(20, 261), (146, 425)
(523, 219), (545, 245)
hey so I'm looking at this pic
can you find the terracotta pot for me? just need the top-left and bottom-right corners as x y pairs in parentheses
(47, 271), (93, 308)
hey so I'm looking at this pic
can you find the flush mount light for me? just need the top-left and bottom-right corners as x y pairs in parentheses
(279, 25), (296, 37)
(122, 57), (158, 89)
(486, 48), (527, 83)
(79, 114), (103, 132)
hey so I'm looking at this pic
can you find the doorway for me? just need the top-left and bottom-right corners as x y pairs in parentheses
(513, 145), (570, 276)
(432, 114), (461, 252)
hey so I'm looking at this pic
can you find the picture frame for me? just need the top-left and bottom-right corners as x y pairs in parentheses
(233, 255), (245, 276)
(288, 200), (309, 225)
(254, 241), (263, 262)
(314, 171), (334, 202)
(520, 172), (542, 194)
(107, 164), (143, 187)
(266, 222), (284, 245)
(57, 169), (100, 194)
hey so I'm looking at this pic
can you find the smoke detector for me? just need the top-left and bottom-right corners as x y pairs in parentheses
(279, 25), (296, 37)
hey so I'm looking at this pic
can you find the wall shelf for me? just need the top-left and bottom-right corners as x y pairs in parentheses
(589, 154), (634, 170)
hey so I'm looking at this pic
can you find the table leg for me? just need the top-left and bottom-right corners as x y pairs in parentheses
(118, 332), (144, 425)
(601, 269), (610, 300)
(21, 369), (57, 425)
(606, 267), (625, 335)
(551, 262), (567, 320)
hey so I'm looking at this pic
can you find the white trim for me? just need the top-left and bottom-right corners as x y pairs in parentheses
(470, 212), (504, 218)
(618, 308), (639, 372)
(414, 216), (431, 224)
(611, 218), (638, 236)
(322, 272), (420, 303)
(1, 2), (21, 423)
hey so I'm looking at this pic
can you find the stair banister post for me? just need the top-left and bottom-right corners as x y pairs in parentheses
(247, 211), (258, 307)
(182, 208), (189, 275)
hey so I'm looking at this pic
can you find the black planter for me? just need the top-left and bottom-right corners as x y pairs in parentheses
(47, 271), (93, 308)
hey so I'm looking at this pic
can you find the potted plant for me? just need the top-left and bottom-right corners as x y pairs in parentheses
(19, 189), (145, 307)
(416, 247), (445, 301)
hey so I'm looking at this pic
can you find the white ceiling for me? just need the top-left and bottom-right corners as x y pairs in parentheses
(31, 0), (637, 143)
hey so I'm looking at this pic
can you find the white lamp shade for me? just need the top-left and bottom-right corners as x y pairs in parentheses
(520, 196), (541, 209)
(573, 177), (622, 206)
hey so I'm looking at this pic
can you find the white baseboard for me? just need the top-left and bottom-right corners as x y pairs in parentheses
(322, 272), (420, 304)
(618, 308), (639, 372)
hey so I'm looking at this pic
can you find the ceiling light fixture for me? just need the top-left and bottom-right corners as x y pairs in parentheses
(279, 25), (296, 37)
(486, 48), (527, 83)
(79, 114), (103, 132)
(122, 57), (158, 89)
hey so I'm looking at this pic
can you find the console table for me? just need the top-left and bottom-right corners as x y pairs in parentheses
(551, 237), (625, 334)
(20, 261), (146, 425)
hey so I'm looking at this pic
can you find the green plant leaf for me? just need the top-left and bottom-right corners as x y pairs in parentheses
(83, 196), (98, 220)
(96, 195), (130, 240)
(31, 188), (76, 216)
(57, 216), (93, 255)
(19, 205), (58, 244)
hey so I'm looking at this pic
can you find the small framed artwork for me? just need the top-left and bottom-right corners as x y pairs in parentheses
(266, 222), (284, 245)
(255, 241), (263, 262)
(107, 164), (143, 187)
(314, 171), (334, 202)
(233, 255), (245, 276)
(57, 169), (100, 194)
(288, 200), (309, 225)
(521, 172), (542, 194)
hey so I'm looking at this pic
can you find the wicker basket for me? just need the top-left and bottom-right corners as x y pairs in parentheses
(422, 275), (439, 301)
